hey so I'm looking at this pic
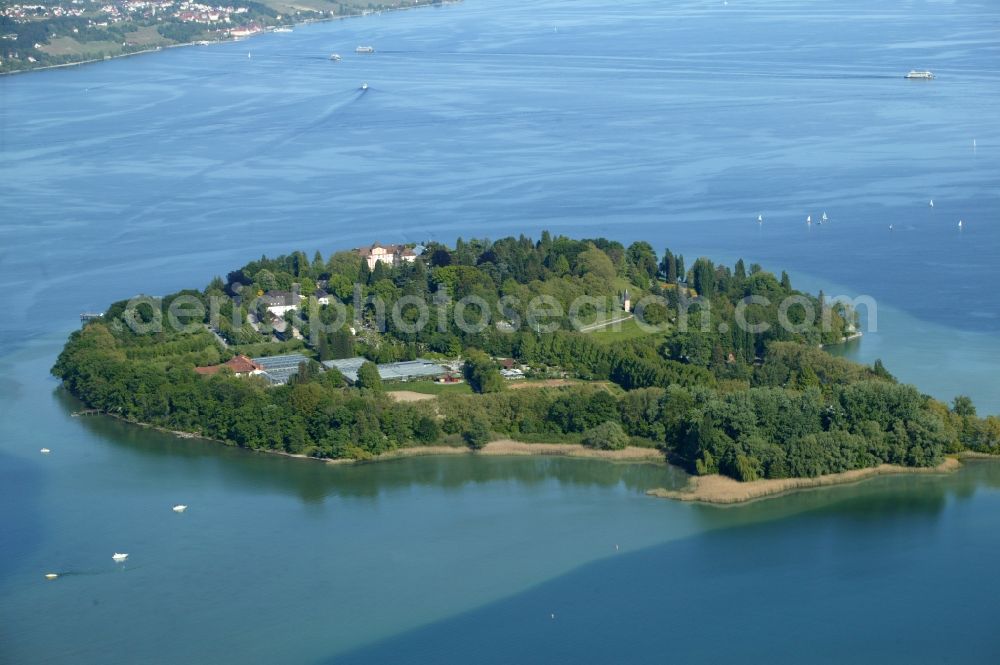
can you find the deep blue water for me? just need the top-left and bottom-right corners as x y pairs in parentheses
(1, 0), (1000, 662)
(336, 462), (1000, 665)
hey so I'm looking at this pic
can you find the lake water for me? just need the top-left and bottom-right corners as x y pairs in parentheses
(1, 0), (999, 662)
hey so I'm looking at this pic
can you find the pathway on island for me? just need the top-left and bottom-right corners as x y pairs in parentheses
(577, 314), (634, 333)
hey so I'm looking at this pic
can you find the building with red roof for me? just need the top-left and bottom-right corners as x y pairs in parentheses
(194, 355), (264, 377)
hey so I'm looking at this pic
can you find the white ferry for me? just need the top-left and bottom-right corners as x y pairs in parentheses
(904, 70), (934, 80)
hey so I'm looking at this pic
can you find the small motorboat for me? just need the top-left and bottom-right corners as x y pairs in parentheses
(361, 82), (369, 91)
(173, 505), (188, 513)
(40, 448), (51, 454)
(112, 552), (129, 562)
(329, 53), (341, 62)
(45, 573), (59, 580)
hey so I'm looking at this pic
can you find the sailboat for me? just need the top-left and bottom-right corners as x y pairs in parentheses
(806, 215), (812, 225)
(247, 51), (251, 60)
(958, 220), (964, 230)
(757, 214), (763, 224)
(929, 199), (934, 208)
(821, 212), (828, 222)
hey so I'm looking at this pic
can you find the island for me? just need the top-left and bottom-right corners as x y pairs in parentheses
(1, 0), (453, 74)
(53, 233), (1000, 501)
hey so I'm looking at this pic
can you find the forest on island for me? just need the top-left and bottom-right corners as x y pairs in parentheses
(53, 233), (1000, 479)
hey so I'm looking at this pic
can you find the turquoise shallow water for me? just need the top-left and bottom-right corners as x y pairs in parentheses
(1, 0), (1000, 662)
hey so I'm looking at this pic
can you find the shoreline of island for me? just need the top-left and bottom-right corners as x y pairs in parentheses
(1, 0), (461, 77)
(78, 407), (998, 504)
(328, 439), (668, 464)
(81, 408), (666, 465)
(647, 457), (963, 505)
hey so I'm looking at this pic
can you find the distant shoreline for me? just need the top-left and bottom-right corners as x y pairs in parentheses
(647, 457), (962, 505)
(1, 0), (461, 77)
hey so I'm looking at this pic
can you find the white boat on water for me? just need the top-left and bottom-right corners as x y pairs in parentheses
(173, 504), (187, 513)
(757, 214), (763, 223)
(356, 46), (375, 54)
(40, 448), (50, 454)
(361, 82), (369, 91)
(929, 199), (934, 208)
(329, 53), (342, 61)
(806, 215), (812, 225)
(905, 70), (934, 80)
(273, 27), (293, 33)
(112, 552), (129, 562)
(821, 212), (828, 222)
(958, 220), (964, 229)
(45, 573), (59, 580)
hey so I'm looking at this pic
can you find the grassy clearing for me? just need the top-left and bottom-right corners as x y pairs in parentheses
(587, 316), (661, 344)
(41, 37), (121, 58)
(385, 380), (472, 396)
(125, 26), (173, 47)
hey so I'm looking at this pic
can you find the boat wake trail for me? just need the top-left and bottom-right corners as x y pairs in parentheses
(263, 89), (363, 149)
(52, 564), (145, 577)
(106, 88), (363, 232)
